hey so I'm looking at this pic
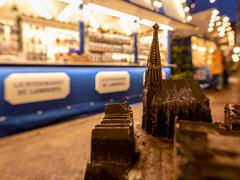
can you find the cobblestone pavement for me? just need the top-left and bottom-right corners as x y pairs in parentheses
(0, 74), (239, 180)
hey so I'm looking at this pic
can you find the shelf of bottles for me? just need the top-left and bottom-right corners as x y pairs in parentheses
(21, 20), (79, 62)
(0, 14), (170, 66)
(138, 29), (168, 66)
(0, 17), (19, 58)
(87, 28), (134, 63)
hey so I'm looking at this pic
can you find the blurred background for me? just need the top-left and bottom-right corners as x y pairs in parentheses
(0, 0), (239, 179)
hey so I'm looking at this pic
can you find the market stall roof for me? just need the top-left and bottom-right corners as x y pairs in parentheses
(128, 0), (186, 22)
(0, 0), (196, 33)
(84, 0), (196, 31)
(128, 0), (237, 23)
(191, 8), (214, 36)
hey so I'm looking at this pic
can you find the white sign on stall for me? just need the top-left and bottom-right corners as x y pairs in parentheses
(4, 73), (70, 105)
(95, 71), (130, 94)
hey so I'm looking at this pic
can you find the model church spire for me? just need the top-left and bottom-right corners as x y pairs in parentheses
(145, 23), (162, 90)
(142, 23), (163, 133)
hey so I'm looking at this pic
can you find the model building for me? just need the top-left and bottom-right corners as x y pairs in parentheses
(142, 23), (212, 137)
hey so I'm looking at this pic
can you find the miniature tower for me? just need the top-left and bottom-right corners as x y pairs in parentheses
(142, 23), (162, 133)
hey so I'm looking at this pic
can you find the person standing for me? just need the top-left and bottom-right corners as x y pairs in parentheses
(210, 48), (224, 90)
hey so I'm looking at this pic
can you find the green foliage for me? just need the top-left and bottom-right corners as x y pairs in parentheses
(171, 43), (194, 79)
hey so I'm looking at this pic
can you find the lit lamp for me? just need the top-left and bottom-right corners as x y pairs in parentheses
(153, 0), (163, 9)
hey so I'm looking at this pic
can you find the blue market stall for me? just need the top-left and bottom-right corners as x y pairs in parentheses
(0, 0), (196, 136)
(0, 64), (171, 136)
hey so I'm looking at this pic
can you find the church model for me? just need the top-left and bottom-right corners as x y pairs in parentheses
(142, 23), (212, 137)
(85, 24), (240, 180)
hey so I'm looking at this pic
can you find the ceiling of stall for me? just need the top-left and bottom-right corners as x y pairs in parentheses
(0, 0), (195, 34)
(128, 0), (186, 22)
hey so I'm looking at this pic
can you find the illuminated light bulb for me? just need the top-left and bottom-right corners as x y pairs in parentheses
(232, 54), (239, 62)
(223, 16), (230, 22)
(211, 14), (217, 19)
(219, 32), (225, 37)
(209, 48), (214, 53)
(227, 31), (234, 35)
(212, 9), (219, 15)
(181, 0), (186, 3)
(228, 35), (234, 41)
(233, 47), (240, 54)
(186, 15), (192, 22)
(217, 27), (223, 31)
(222, 23), (228, 28)
(209, 22), (214, 27)
(216, 21), (221, 26)
(208, 27), (213, 32)
(229, 42), (235, 47)
(226, 22), (231, 27)
(184, 6), (190, 12)
(215, 16), (220, 21)
(210, 19), (215, 23)
(198, 46), (206, 52)
(226, 26), (232, 31)
(190, 3), (195, 8)
(210, 0), (216, 3)
(153, 1), (163, 8)
(192, 44), (197, 50)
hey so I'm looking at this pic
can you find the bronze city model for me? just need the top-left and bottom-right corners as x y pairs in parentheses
(142, 23), (212, 137)
(85, 23), (240, 180)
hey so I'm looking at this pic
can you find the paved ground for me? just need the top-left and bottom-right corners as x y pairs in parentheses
(0, 74), (239, 180)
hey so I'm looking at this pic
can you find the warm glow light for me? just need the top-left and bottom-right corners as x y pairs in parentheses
(83, 5), (100, 29)
(225, 22), (231, 27)
(232, 54), (239, 62)
(228, 35), (234, 40)
(190, 3), (195, 8)
(211, 14), (217, 19)
(208, 27), (213, 32)
(181, 0), (186, 3)
(153, 1), (163, 8)
(217, 27), (223, 32)
(215, 16), (220, 21)
(227, 31), (234, 36)
(209, 48), (214, 53)
(229, 42), (235, 47)
(210, 0), (216, 3)
(216, 21), (221, 26)
(192, 44), (197, 50)
(88, 3), (138, 21)
(223, 16), (230, 22)
(184, 6), (190, 12)
(210, 19), (215, 23)
(212, 9), (219, 15)
(88, 3), (174, 31)
(226, 26), (232, 31)
(119, 18), (132, 35)
(186, 15), (192, 22)
(209, 22), (214, 27)
(57, 0), (83, 21)
(139, 19), (174, 31)
(233, 47), (240, 54)
(197, 46), (206, 52)
(219, 32), (225, 37)
(112, 53), (130, 61)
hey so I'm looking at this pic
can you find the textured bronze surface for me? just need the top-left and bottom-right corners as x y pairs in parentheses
(142, 23), (212, 137)
(225, 103), (240, 130)
(85, 102), (135, 179)
(174, 120), (240, 180)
